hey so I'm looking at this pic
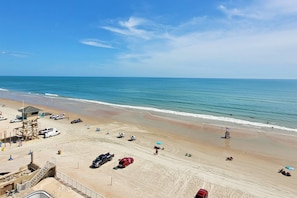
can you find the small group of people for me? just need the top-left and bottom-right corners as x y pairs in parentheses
(226, 156), (233, 161)
(154, 146), (164, 155)
(118, 132), (125, 138)
(279, 168), (291, 177)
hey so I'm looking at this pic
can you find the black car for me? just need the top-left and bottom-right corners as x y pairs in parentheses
(71, 118), (82, 124)
(91, 152), (114, 168)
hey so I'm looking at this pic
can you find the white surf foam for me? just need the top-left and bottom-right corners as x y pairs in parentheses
(66, 97), (297, 133)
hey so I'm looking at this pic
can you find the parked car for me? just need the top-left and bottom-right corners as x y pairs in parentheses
(118, 157), (134, 168)
(195, 189), (208, 198)
(91, 152), (114, 168)
(0, 116), (8, 121)
(43, 128), (60, 138)
(55, 115), (64, 120)
(10, 118), (22, 123)
(50, 114), (59, 119)
(54, 114), (65, 120)
(71, 118), (82, 124)
(39, 128), (54, 135)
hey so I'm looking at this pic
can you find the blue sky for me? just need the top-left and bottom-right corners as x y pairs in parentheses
(1, 0), (297, 78)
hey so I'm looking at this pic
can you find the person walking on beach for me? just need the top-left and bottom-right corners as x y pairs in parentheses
(225, 127), (231, 139)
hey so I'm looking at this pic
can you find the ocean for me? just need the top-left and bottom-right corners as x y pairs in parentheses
(0, 76), (296, 132)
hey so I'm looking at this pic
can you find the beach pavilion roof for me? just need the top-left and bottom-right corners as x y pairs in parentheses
(18, 106), (41, 114)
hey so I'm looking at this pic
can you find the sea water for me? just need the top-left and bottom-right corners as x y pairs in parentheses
(0, 77), (296, 132)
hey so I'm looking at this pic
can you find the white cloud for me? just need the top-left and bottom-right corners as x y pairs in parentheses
(119, 17), (144, 29)
(97, 1), (297, 78)
(218, 0), (297, 20)
(117, 53), (150, 60)
(218, 4), (261, 19)
(0, 50), (30, 58)
(264, 0), (297, 15)
(80, 39), (113, 48)
(102, 17), (161, 40)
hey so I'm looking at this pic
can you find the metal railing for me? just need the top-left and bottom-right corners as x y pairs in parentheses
(56, 171), (105, 198)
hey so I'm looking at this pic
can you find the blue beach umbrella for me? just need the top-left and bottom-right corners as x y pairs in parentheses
(285, 166), (294, 171)
(156, 141), (162, 145)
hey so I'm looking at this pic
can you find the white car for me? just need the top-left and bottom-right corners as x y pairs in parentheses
(54, 114), (65, 120)
(51, 113), (65, 120)
(39, 128), (54, 135)
(50, 114), (59, 119)
(10, 118), (23, 123)
(0, 116), (8, 121)
(43, 128), (60, 138)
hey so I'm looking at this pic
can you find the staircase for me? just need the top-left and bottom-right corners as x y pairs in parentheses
(17, 161), (56, 192)
(29, 161), (55, 187)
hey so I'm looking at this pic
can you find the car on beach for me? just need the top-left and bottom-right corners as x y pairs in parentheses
(195, 189), (208, 198)
(10, 118), (23, 123)
(39, 128), (54, 135)
(50, 114), (59, 119)
(43, 128), (60, 138)
(50, 113), (65, 119)
(54, 115), (65, 120)
(71, 118), (82, 124)
(0, 116), (8, 121)
(91, 152), (114, 168)
(117, 157), (134, 168)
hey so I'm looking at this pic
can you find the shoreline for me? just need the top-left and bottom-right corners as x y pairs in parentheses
(1, 90), (296, 134)
(1, 95), (297, 197)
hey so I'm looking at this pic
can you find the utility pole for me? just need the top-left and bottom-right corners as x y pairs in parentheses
(22, 100), (25, 121)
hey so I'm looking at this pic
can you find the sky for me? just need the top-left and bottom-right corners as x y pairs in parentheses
(1, 0), (297, 78)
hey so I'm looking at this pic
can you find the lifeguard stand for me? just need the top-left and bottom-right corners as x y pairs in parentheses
(15, 118), (39, 141)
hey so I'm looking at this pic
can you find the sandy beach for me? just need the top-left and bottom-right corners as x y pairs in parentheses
(1, 96), (297, 198)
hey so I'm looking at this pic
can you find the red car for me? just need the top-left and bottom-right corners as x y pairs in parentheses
(118, 157), (134, 168)
(195, 189), (208, 198)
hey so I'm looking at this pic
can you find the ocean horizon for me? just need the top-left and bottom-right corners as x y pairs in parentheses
(0, 76), (296, 133)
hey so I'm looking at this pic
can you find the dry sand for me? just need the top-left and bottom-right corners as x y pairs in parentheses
(0, 97), (297, 198)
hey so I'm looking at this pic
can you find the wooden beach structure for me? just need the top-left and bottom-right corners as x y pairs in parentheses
(0, 153), (56, 196)
(18, 106), (41, 120)
(0, 107), (41, 150)
(10, 106), (42, 141)
(14, 118), (39, 141)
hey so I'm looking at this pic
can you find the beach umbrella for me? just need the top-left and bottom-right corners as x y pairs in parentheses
(156, 141), (162, 145)
(285, 166), (294, 171)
